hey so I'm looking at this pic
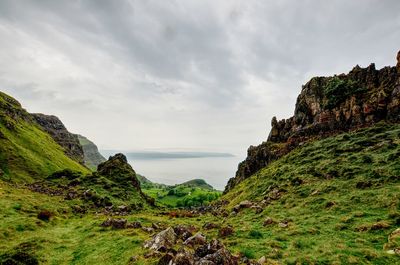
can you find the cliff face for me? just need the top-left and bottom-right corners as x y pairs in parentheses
(77, 134), (106, 170)
(225, 50), (400, 193)
(31, 113), (85, 165)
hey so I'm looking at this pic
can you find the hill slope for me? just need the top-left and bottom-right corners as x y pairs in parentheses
(226, 50), (400, 193)
(77, 134), (106, 170)
(221, 122), (400, 264)
(0, 91), (89, 183)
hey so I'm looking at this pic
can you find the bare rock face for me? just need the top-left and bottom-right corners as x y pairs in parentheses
(31, 113), (84, 164)
(225, 50), (400, 193)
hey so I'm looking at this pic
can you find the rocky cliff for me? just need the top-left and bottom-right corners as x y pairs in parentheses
(31, 113), (85, 165)
(225, 50), (400, 193)
(77, 134), (106, 170)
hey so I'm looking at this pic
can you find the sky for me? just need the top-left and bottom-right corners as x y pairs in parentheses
(0, 0), (399, 161)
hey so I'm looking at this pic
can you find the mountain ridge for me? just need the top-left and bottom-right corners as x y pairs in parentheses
(225, 50), (400, 193)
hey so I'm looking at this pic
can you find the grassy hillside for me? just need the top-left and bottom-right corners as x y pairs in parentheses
(138, 177), (221, 207)
(0, 92), (89, 183)
(0, 122), (399, 264)
(221, 122), (400, 264)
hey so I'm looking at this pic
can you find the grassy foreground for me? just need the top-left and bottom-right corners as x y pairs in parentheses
(1, 122), (399, 264)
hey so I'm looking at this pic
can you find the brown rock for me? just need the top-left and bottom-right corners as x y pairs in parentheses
(100, 218), (127, 229)
(263, 217), (275, 226)
(203, 222), (219, 230)
(184, 233), (206, 246)
(219, 226), (234, 237)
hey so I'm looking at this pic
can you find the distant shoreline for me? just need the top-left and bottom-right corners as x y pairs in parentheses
(100, 150), (235, 160)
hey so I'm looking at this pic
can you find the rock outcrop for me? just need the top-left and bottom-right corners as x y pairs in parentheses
(96, 153), (142, 191)
(95, 153), (155, 205)
(225, 50), (400, 193)
(31, 113), (84, 164)
(77, 134), (106, 170)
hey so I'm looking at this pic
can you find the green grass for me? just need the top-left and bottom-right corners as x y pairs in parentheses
(222, 122), (400, 264)
(1, 108), (399, 264)
(0, 92), (89, 182)
(143, 186), (221, 207)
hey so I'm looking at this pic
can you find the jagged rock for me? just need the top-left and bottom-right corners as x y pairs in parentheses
(31, 113), (84, 164)
(225, 50), (400, 193)
(184, 233), (206, 246)
(174, 225), (196, 241)
(101, 218), (127, 229)
(144, 227), (177, 252)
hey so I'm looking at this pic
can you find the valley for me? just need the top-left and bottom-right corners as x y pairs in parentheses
(1, 51), (400, 264)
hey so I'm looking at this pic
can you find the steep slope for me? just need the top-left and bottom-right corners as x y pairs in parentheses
(0, 91), (89, 182)
(77, 134), (106, 170)
(221, 122), (400, 264)
(38, 153), (155, 209)
(32, 113), (84, 164)
(226, 50), (400, 193)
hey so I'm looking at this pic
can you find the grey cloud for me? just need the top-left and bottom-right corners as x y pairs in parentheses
(0, 0), (399, 157)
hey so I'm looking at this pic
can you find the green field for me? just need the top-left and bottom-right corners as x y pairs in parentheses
(1, 122), (399, 264)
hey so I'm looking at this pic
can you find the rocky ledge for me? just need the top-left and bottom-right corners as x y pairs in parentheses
(31, 113), (84, 164)
(225, 50), (400, 193)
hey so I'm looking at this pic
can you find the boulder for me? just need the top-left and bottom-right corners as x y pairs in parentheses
(174, 225), (196, 241)
(278, 221), (289, 228)
(251, 205), (263, 214)
(219, 226), (234, 237)
(127, 221), (142, 229)
(184, 233), (207, 246)
(384, 228), (400, 255)
(100, 218), (127, 229)
(158, 253), (174, 265)
(263, 217), (275, 226)
(202, 248), (238, 265)
(233, 200), (253, 213)
(142, 227), (155, 233)
(144, 227), (177, 252)
(174, 251), (194, 265)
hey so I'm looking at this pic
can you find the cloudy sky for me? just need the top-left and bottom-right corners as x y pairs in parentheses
(0, 0), (399, 159)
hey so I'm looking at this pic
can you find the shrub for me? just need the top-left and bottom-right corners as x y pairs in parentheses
(248, 230), (263, 239)
(323, 77), (365, 109)
(240, 248), (256, 259)
(37, 210), (52, 221)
